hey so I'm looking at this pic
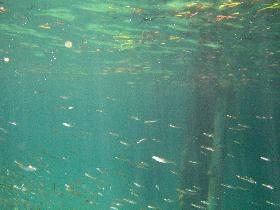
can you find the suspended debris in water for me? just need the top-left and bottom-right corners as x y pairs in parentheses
(152, 156), (175, 164)
(262, 183), (274, 190)
(14, 160), (37, 172)
(65, 40), (73, 48)
(236, 175), (257, 184)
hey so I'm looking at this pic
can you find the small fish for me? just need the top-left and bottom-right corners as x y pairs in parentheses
(155, 184), (160, 191)
(136, 138), (147, 144)
(169, 124), (182, 129)
(164, 198), (174, 203)
(120, 141), (130, 146)
(148, 205), (158, 209)
(123, 198), (136, 205)
(8, 121), (17, 126)
(14, 160), (37, 172)
(260, 156), (271, 161)
(202, 132), (213, 138)
(62, 122), (74, 127)
(152, 156), (175, 164)
(236, 175), (257, 184)
(144, 119), (159, 124)
(201, 145), (215, 152)
(85, 172), (97, 180)
(262, 184), (274, 190)
(133, 182), (143, 188)
(39, 23), (51, 29)
(59, 95), (69, 100)
(130, 116), (141, 121)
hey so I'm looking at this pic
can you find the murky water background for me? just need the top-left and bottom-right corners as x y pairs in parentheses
(1, 0), (279, 209)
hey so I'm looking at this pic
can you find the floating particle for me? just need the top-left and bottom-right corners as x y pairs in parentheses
(65, 40), (73, 48)
(3, 57), (10, 63)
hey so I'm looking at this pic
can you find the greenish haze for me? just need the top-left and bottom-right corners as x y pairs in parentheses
(1, 0), (279, 209)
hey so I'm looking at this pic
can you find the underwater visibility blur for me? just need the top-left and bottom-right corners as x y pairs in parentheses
(0, 0), (279, 209)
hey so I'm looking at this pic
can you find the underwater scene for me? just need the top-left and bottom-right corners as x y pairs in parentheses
(0, 0), (279, 209)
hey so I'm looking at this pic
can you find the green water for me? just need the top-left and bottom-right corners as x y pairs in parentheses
(0, 0), (279, 209)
